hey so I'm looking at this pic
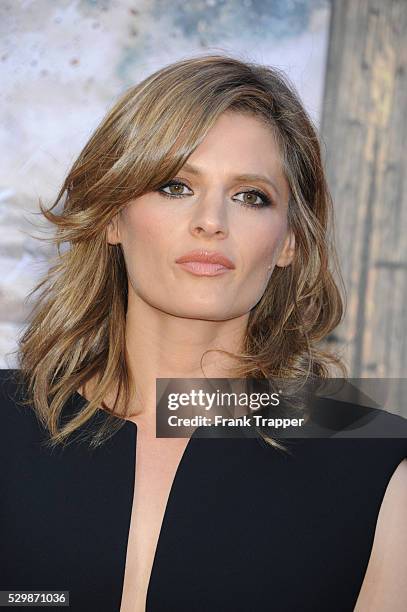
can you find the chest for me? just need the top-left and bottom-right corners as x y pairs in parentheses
(119, 435), (190, 612)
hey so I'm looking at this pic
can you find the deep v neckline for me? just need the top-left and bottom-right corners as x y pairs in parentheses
(71, 390), (198, 612)
(122, 419), (197, 612)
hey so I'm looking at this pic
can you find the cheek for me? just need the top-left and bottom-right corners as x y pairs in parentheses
(122, 191), (186, 245)
(123, 204), (162, 242)
(119, 202), (169, 281)
(242, 215), (287, 268)
(235, 216), (287, 310)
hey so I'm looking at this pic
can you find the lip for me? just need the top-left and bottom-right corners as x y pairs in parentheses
(175, 249), (235, 277)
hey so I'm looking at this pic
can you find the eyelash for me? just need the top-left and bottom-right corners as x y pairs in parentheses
(156, 179), (272, 209)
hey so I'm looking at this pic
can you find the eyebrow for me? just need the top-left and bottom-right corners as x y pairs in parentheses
(181, 162), (281, 198)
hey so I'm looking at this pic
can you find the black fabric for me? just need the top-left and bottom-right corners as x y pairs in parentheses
(1, 369), (406, 611)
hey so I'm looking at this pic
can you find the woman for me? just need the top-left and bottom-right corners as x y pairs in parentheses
(1, 54), (406, 612)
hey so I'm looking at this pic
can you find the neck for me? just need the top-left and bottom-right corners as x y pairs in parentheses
(123, 289), (248, 424)
(79, 288), (250, 427)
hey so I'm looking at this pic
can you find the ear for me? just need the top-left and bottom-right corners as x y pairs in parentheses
(106, 213), (121, 245)
(275, 230), (295, 267)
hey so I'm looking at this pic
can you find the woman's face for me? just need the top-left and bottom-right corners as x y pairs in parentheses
(107, 111), (295, 321)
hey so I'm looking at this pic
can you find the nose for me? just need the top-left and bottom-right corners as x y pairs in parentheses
(188, 190), (229, 239)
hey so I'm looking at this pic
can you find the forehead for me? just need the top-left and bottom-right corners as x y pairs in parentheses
(187, 111), (282, 168)
(181, 111), (288, 201)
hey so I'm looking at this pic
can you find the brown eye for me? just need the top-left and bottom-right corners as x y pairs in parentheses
(157, 180), (192, 198)
(243, 193), (257, 205)
(168, 184), (185, 195)
(233, 190), (271, 208)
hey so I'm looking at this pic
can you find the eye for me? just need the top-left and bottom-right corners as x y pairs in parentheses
(233, 190), (272, 209)
(157, 180), (192, 198)
(156, 180), (272, 209)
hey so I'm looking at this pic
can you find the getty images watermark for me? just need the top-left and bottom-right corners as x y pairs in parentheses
(165, 387), (304, 429)
(155, 378), (407, 439)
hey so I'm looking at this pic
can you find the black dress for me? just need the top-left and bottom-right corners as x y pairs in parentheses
(1, 368), (406, 612)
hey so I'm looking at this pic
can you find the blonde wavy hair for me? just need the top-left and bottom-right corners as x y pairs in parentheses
(12, 53), (347, 450)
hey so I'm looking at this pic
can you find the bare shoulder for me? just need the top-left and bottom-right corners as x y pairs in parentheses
(354, 458), (407, 611)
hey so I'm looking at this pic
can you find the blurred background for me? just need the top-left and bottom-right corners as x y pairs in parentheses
(1, 2), (406, 397)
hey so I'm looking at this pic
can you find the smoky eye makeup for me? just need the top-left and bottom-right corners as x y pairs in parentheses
(155, 178), (273, 209)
